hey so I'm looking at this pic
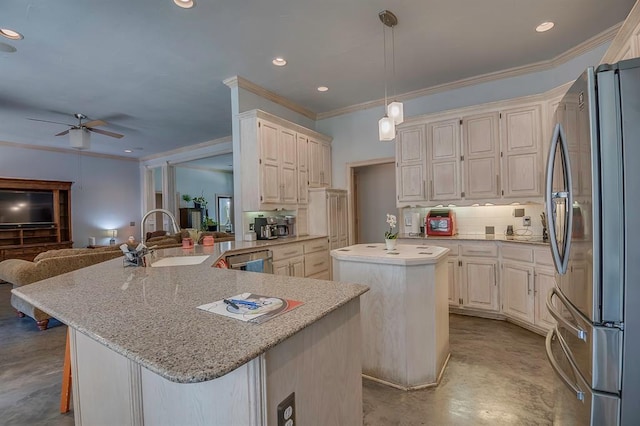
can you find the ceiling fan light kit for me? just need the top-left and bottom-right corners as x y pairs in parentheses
(173, 0), (195, 9)
(69, 128), (91, 150)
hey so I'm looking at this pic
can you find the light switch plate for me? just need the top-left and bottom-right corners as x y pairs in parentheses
(485, 226), (495, 235)
(513, 208), (525, 218)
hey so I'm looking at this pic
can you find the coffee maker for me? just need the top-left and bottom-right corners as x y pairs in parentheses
(274, 215), (296, 237)
(254, 217), (278, 240)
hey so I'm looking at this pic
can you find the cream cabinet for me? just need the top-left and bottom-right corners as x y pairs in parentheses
(462, 112), (501, 200)
(308, 138), (331, 188)
(462, 257), (499, 312)
(308, 188), (348, 278)
(304, 238), (330, 280)
(272, 243), (305, 278)
(428, 119), (462, 201)
(296, 134), (309, 205)
(396, 124), (427, 204)
(501, 243), (557, 333)
(239, 110), (331, 212)
(500, 104), (543, 198)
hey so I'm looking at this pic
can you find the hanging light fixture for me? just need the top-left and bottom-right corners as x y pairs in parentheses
(378, 10), (402, 141)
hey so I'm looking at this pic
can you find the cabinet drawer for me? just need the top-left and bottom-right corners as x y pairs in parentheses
(501, 244), (534, 263)
(429, 241), (459, 256)
(305, 251), (329, 276)
(535, 247), (554, 266)
(461, 243), (498, 258)
(308, 270), (330, 280)
(304, 238), (329, 254)
(271, 243), (304, 261)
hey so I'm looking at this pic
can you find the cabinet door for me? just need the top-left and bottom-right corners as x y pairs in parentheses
(448, 258), (459, 307)
(291, 256), (305, 277)
(321, 142), (332, 187)
(297, 135), (309, 204)
(396, 125), (427, 203)
(534, 267), (556, 330)
(308, 138), (322, 187)
(259, 120), (281, 204)
(273, 259), (291, 276)
(328, 192), (339, 250)
(501, 105), (542, 198)
(463, 112), (500, 199)
(336, 192), (348, 248)
(428, 119), (461, 201)
(462, 258), (498, 311)
(279, 128), (298, 204)
(502, 262), (535, 323)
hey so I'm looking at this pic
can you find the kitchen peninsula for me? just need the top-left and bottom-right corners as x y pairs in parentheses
(12, 245), (368, 425)
(331, 243), (449, 390)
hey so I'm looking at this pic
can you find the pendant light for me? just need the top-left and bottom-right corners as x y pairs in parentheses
(378, 10), (402, 141)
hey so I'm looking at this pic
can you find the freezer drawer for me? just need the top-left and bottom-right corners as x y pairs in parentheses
(547, 287), (622, 394)
(546, 327), (620, 425)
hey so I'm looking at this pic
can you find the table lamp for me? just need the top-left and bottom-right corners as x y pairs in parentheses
(109, 229), (117, 245)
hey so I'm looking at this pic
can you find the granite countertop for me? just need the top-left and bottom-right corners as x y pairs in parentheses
(12, 244), (368, 384)
(331, 243), (449, 265)
(173, 234), (328, 264)
(398, 233), (550, 246)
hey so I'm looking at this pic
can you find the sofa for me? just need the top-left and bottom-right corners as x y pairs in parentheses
(0, 246), (124, 330)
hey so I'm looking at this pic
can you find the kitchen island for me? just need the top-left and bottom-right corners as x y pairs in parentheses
(331, 243), (449, 390)
(12, 245), (368, 425)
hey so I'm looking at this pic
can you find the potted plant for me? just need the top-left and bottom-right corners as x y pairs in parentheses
(193, 195), (207, 210)
(181, 194), (192, 206)
(384, 213), (398, 250)
(203, 217), (218, 231)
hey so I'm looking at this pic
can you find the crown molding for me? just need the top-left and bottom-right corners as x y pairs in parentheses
(601, 1), (640, 64)
(316, 23), (621, 121)
(139, 135), (232, 163)
(0, 140), (139, 162)
(224, 75), (317, 121)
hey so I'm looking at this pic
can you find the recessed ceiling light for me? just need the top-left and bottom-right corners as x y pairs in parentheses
(535, 21), (554, 32)
(317, 86), (329, 92)
(124, 149), (133, 153)
(272, 57), (287, 66)
(0, 28), (23, 40)
(173, 0), (194, 9)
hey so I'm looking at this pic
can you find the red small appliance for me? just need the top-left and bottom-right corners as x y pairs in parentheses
(425, 209), (457, 236)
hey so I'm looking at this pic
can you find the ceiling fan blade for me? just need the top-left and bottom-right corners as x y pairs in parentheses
(87, 127), (124, 139)
(83, 119), (107, 128)
(27, 118), (73, 126)
(55, 129), (70, 136)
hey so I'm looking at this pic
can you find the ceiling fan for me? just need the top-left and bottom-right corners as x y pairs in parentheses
(28, 113), (124, 149)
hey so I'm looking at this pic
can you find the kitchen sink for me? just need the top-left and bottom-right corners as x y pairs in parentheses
(150, 255), (211, 267)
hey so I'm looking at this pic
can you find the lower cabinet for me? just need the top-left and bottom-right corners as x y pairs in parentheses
(502, 261), (535, 323)
(272, 243), (305, 277)
(304, 238), (330, 280)
(534, 267), (556, 330)
(447, 259), (459, 306)
(462, 258), (499, 312)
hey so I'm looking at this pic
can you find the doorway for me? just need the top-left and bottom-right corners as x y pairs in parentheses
(348, 158), (397, 244)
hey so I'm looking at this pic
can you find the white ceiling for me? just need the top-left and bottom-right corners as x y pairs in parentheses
(0, 0), (636, 158)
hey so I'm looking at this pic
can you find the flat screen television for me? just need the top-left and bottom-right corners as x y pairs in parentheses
(0, 190), (54, 226)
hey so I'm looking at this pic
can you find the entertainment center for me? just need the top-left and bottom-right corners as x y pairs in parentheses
(0, 177), (73, 261)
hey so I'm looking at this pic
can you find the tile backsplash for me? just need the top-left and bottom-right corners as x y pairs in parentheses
(402, 204), (545, 237)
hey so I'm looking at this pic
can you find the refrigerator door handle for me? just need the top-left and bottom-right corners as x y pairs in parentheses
(546, 287), (588, 341)
(545, 123), (574, 275)
(545, 327), (585, 402)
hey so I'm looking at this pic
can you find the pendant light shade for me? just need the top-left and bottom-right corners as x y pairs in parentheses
(387, 101), (404, 125)
(69, 128), (91, 150)
(379, 116), (395, 141)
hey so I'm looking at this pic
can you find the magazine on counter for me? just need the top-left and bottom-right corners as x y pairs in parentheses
(197, 292), (303, 324)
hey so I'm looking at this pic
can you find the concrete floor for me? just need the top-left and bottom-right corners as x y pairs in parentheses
(0, 282), (554, 425)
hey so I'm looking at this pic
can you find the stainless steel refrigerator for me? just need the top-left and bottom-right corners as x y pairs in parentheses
(544, 58), (640, 425)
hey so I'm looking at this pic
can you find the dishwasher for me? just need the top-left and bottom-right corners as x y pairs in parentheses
(223, 250), (273, 274)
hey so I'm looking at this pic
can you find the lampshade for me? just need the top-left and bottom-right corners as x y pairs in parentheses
(387, 101), (404, 125)
(69, 128), (91, 150)
(379, 116), (395, 141)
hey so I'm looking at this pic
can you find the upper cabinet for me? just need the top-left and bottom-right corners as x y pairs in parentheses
(308, 137), (332, 188)
(395, 99), (544, 207)
(239, 110), (332, 211)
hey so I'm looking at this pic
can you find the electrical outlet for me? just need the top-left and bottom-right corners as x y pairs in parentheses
(523, 216), (531, 227)
(485, 226), (495, 235)
(249, 223), (254, 231)
(513, 208), (525, 218)
(129, 221), (135, 227)
(277, 392), (295, 426)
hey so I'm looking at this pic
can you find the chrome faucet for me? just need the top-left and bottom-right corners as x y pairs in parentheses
(141, 209), (180, 242)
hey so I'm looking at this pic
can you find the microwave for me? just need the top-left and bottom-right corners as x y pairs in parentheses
(426, 209), (457, 236)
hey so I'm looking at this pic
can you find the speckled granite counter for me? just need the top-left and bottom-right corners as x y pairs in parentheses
(12, 243), (368, 383)
(398, 233), (550, 246)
